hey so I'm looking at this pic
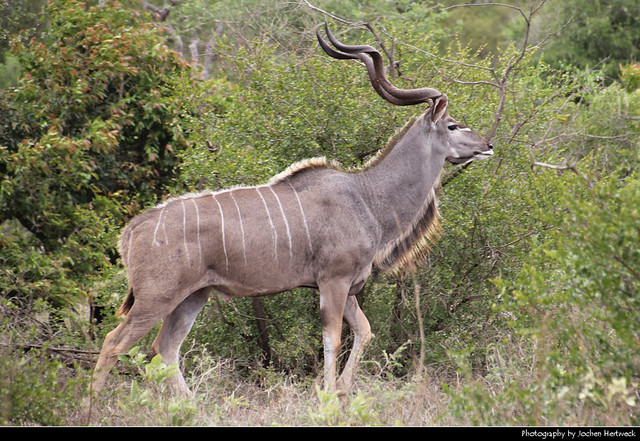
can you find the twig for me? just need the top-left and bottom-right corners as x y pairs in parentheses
(299, 0), (362, 27)
(613, 255), (640, 282)
(494, 226), (554, 249)
(531, 160), (595, 189)
(1, 342), (100, 367)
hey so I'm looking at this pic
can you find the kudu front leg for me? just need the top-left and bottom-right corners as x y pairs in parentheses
(318, 280), (350, 393)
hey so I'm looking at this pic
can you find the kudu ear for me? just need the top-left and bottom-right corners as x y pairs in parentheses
(430, 95), (449, 124)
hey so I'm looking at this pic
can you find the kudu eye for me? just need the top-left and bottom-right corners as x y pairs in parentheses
(447, 124), (458, 131)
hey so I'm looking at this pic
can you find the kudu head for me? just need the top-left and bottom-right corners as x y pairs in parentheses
(316, 23), (494, 165)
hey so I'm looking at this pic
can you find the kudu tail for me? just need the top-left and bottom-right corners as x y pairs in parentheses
(117, 287), (135, 317)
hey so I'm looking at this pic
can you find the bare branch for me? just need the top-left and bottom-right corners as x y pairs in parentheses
(140, 0), (171, 22)
(532, 160), (577, 171)
(299, 0), (363, 27)
(443, 2), (531, 23)
(402, 42), (498, 76)
(412, 1), (551, 142)
(531, 159), (595, 189)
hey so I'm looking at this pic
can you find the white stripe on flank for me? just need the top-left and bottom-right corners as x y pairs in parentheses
(288, 181), (313, 253)
(269, 186), (293, 261)
(213, 195), (229, 272)
(162, 206), (169, 245)
(153, 206), (165, 246)
(191, 198), (203, 269)
(230, 191), (247, 266)
(181, 200), (191, 264)
(256, 187), (278, 260)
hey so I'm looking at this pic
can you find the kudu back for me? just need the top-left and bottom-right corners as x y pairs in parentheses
(92, 24), (494, 397)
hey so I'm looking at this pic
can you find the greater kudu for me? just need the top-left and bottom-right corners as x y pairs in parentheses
(92, 24), (494, 397)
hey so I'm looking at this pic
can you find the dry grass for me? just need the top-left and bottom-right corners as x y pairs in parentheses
(64, 342), (639, 426)
(75, 358), (455, 426)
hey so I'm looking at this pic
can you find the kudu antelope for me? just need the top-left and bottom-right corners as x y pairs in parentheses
(91, 24), (493, 397)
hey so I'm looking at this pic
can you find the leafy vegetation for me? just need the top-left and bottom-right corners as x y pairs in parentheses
(0, 0), (638, 426)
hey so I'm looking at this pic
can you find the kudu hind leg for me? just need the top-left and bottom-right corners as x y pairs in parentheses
(92, 312), (161, 393)
(151, 288), (209, 396)
(336, 295), (373, 393)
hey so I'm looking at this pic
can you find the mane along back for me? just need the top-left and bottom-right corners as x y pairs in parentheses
(269, 116), (420, 184)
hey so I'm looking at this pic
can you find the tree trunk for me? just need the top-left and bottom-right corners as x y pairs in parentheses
(252, 298), (271, 367)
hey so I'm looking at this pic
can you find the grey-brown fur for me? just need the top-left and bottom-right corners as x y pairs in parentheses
(91, 25), (494, 397)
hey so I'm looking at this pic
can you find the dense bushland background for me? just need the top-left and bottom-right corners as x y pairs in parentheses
(1, 0), (638, 426)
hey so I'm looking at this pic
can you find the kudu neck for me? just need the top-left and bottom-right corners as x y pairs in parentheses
(357, 116), (445, 240)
